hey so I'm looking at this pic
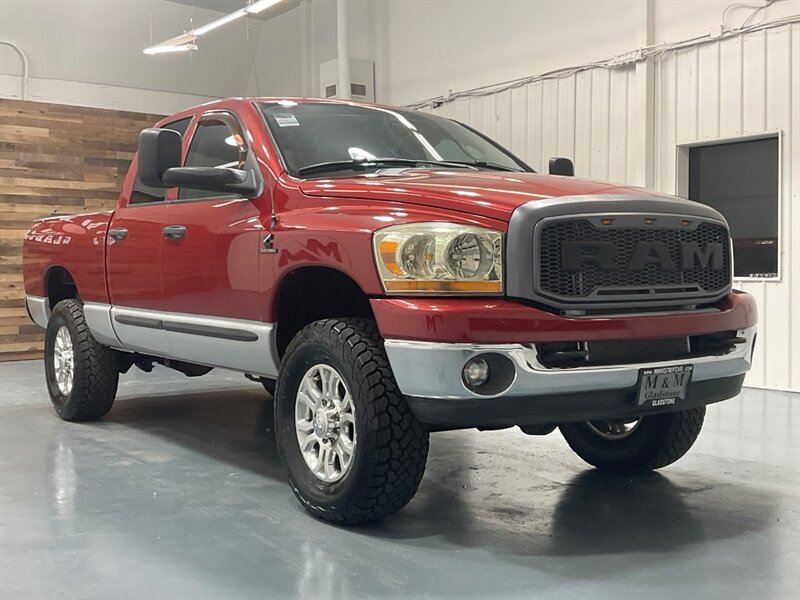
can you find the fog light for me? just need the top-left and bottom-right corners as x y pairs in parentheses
(463, 357), (490, 388)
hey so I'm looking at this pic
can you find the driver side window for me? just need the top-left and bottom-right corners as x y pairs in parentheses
(178, 117), (247, 201)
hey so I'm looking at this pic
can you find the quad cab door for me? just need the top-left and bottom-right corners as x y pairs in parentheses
(159, 110), (277, 375)
(106, 117), (192, 355)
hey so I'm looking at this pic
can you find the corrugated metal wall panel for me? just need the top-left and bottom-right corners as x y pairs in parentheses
(790, 24), (800, 392)
(526, 81), (544, 170)
(510, 86), (529, 158)
(557, 77), (576, 160)
(424, 23), (799, 391)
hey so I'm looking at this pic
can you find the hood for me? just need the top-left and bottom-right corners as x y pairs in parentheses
(298, 169), (664, 221)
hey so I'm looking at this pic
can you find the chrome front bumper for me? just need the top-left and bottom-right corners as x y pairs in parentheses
(384, 326), (756, 401)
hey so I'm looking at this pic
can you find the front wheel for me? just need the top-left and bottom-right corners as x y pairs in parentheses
(275, 318), (429, 525)
(44, 299), (119, 421)
(559, 408), (706, 473)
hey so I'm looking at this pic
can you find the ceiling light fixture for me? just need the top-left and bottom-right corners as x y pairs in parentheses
(143, 0), (284, 56)
(246, 0), (284, 15)
(192, 9), (247, 36)
(143, 42), (198, 55)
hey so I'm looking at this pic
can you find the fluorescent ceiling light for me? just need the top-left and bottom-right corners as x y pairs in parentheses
(144, 0), (285, 56)
(246, 0), (283, 14)
(143, 43), (198, 55)
(143, 32), (197, 56)
(193, 8), (247, 36)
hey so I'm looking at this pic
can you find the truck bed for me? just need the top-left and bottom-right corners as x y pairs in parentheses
(23, 211), (114, 304)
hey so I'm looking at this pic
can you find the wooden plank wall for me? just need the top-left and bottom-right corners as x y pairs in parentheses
(0, 99), (164, 361)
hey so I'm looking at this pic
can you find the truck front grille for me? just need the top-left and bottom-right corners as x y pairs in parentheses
(536, 218), (731, 305)
(536, 331), (740, 369)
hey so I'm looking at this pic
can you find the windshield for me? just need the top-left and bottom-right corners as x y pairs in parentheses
(258, 102), (531, 177)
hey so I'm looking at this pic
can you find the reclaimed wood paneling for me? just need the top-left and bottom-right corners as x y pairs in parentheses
(0, 99), (163, 361)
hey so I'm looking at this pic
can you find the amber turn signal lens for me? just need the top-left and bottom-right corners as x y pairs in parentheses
(378, 240), (402, 275)
(383, 280), (502, 293)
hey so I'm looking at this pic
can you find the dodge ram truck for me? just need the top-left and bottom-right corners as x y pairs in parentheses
(23, 98), (758, 524)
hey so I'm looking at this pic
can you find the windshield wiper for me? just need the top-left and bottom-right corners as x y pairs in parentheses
(446, 160), (522, 172)
(297, 157), (479, 176)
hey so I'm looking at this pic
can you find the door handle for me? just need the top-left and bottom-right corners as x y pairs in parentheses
(162, 225), (187, 240)
(109, 228), (128, 241)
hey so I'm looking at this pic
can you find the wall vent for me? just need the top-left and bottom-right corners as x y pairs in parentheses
(319, 58), (375, 101)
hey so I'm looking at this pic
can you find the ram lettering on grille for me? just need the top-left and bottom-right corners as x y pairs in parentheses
(560, 240), (725, 271)
(537, 219), (730, 301)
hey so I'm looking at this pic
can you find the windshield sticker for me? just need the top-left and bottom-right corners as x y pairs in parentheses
(273, 113), (300, 127)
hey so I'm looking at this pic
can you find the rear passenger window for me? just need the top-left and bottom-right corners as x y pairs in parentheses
(178, 118), (248, 201)
(129, 117), (192, 205)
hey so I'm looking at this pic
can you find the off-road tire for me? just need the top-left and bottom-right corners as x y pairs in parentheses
(275, 318), (429, 525)
(44, 299), (119, 421)
(559, 408), (706, 473)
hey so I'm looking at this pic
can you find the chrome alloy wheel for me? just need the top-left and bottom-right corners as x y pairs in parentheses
(294, 364), (357, 483)
(53, 326), (75, 395)
(585, 418), (641, 440)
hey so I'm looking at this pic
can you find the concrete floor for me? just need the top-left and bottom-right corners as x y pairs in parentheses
(0, 360), (798, 600)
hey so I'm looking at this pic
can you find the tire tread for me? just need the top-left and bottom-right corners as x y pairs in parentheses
(560, 407), (706, 473)
(48, 299), (118, 421)
(281, 318), (429, 524)
(644, 407), (705, 470)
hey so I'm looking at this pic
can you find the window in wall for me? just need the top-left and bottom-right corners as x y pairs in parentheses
(129, 117), (192, 205)
(687, 136), (779, 279)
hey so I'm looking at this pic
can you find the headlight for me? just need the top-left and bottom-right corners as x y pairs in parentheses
(373, 223), (503, 294)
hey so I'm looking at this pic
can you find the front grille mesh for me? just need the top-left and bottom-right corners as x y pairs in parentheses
(536, 331), (738, 368)
(537, 219), (730, 301)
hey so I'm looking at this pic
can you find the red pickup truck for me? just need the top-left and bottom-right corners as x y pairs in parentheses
(23, 98), (757, 524)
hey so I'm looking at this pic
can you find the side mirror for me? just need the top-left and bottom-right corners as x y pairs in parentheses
(138, 128), (181, 187)
(548, 157), (575, 177)
(162, 166), (260, 197)
(137, 127), (261, 197)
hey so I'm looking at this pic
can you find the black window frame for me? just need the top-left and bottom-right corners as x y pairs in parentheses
(176, 110), (259, 203)
(128, 116), (193, 206)
(684, 134), (781, 281)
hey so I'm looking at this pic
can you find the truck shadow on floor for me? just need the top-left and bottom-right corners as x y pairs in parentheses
(104, 388), (779, 565)
(362, 440), (781, 565)
(106, 385), (285, 481)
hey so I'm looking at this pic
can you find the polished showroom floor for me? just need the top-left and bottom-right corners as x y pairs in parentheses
(1, 360), (798, 599)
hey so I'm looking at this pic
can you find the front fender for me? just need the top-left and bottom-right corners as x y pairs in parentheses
(263, 200), (507, 316)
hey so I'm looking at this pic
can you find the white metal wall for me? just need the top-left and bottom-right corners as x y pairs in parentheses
(430, 65), (640, 185)
(427, 23), (799, 391)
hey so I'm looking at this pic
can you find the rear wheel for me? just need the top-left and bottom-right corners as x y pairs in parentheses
(44, 299), (119, 421)
(275, 318), (429, 525)
(559, 408), (706, 473)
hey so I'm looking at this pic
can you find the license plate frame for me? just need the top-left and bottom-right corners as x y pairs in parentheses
(636, 364), (693, 409)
